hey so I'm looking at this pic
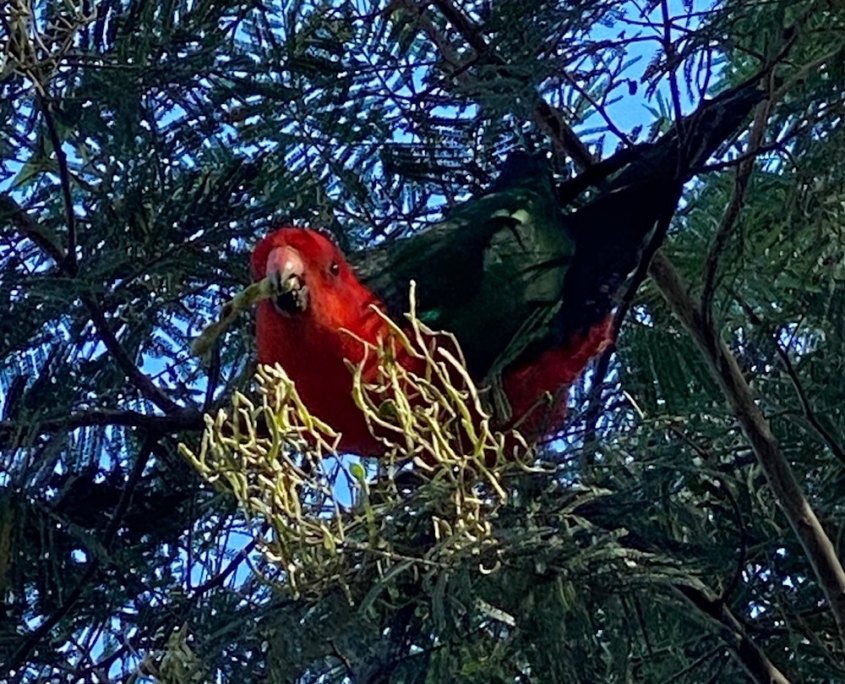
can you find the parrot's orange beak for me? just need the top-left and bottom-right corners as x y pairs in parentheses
(266, 245), (309, 315)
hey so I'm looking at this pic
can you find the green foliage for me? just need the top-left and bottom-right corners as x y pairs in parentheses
(2, 0), (845, 682)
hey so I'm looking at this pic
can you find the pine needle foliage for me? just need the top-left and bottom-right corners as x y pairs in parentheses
(2, 0), (845, 682)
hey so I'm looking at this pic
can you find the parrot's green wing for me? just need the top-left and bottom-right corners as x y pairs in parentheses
(358, 155), (572, 379)
(353, 82), (763, 382)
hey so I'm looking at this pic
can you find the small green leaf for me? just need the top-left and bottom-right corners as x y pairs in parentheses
(350, 462), (366, 483)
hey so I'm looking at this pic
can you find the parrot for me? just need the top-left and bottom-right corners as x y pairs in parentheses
(251, 82), (763, 457)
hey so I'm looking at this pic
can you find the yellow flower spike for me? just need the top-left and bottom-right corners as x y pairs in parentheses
(178, 280), (552, 598)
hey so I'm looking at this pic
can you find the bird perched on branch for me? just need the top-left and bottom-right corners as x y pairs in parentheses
(251, 83), (763, 457)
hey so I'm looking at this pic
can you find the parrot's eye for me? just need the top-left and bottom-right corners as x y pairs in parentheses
(329, 260), (340, 276)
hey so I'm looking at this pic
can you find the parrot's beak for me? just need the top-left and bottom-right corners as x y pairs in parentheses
(266, 245), (309, 315)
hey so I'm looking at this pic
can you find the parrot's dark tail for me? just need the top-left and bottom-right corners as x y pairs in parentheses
(557, 79), (765, 340)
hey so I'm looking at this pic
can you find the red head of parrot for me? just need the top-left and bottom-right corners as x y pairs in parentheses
(252, 227), (392, 456)
(252, 226), (612, 458)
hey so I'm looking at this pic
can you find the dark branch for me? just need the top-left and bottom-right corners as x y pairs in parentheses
(189, 522), (268, 596)
(0, 193), (66, 264)
(429, 0), (488, 55)
(774, 336), (845, 468)
(700, 88), (771, 324)
(416, 0), (597, 171)
(2, 192), (183, 416)
(676, 584), (794, 684)
(0, 409), (204, 450)
(659, 0), (685, 127)
(38, 93), (78, 275)
(650, 249), (845, 646)
(83, 298), (184, 414)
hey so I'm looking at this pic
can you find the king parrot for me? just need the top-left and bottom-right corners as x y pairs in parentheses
(251, 82), (762, 457)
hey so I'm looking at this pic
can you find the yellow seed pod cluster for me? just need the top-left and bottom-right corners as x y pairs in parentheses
(180, 285), (541, 599)
(1, 1), (96, 84)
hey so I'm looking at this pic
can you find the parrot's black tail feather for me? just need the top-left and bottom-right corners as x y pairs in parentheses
(557, 80), (765, 340)
(352, 79), (764, 382)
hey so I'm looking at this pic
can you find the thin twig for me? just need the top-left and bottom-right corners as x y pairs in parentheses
(676, 584), (794, 684)
(83, 298), (183, 414)
(0, 409), (204, 450)
(38, 93), (78, 275)
(429, 0), (488, 55)
(405, 0), (596, 171)
(659, 0), (685, 126)
(667, 426), (748, 606)
(0, 192), (66, 263)
(562, 71), (634, 147)
(700, 84), (772, 324)
(650, 249), (845, 647)
(774, 337), (845, 468)
(692, 141), (784, 174)
(189, 523), (268, 596)
(2, 192), (182, 415)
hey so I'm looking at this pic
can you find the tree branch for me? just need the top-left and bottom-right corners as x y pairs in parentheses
(82, 298), (183, 414)
(0, 192), (66, 264)
(692, 141), (785, 174)
(38, 93), (78, 275)
(700, 82), (772, 323)
(533, 99), (596, 172)
(0, 409), (204, 450)
(650, 249), (845, 646)
(446, 0), (599, 170)
(404, 0), (597, 172)
(428, 0), (488, 55)
(659, 0), (685, 127)
(774, 337), (845, 468)
(2, 192), (183, 416)
(676, 584), (793, 684)
(189, 522), (268, 597)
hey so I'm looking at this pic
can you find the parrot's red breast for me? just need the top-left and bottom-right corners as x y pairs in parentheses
(252, 228), (393, 455)
(252, 227), (611, 457)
